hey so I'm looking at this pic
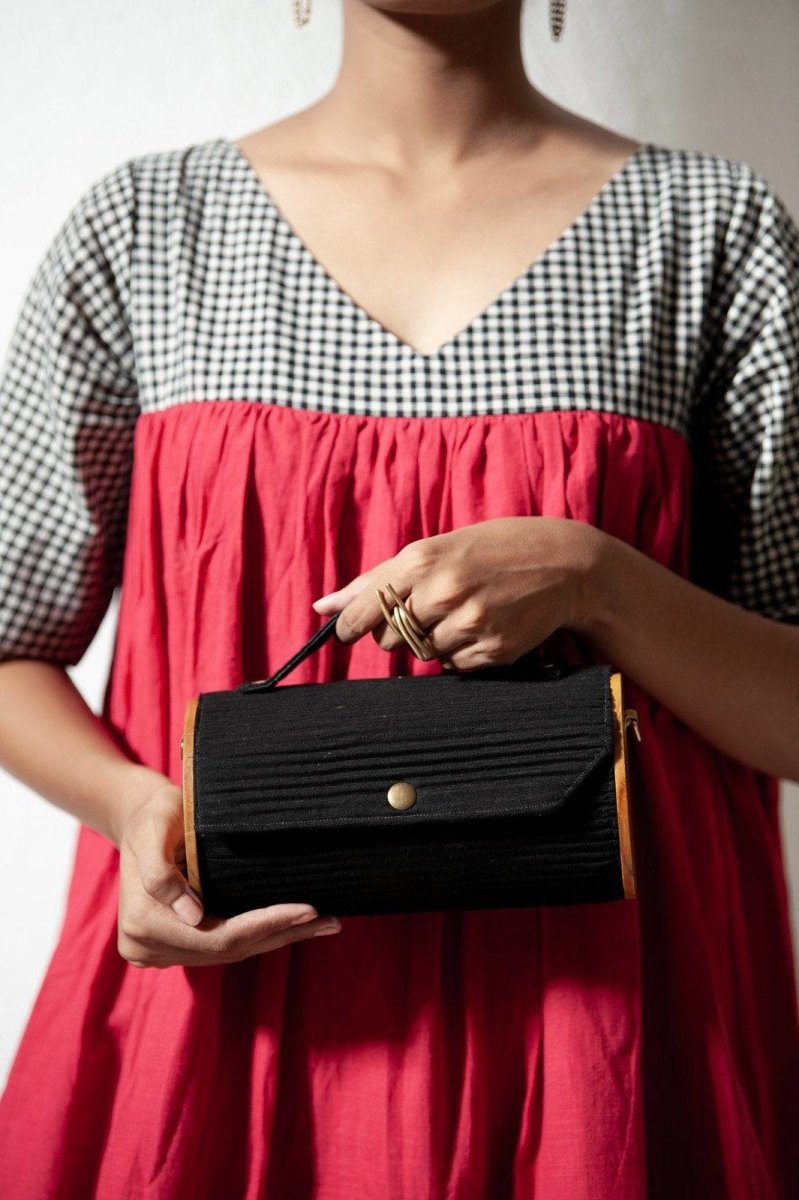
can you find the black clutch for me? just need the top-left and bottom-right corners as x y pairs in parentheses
(180, 613), (641, 917)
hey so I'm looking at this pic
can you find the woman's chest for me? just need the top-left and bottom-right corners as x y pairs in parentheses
(128, 178), (705, 437)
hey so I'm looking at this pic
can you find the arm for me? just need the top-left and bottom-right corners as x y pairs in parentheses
(0, 658), (343, 957)
(316, 513), (799, 783)
(574, 164), (798, 781)
(571, 523), (799, 782)
(0, 658), (170, 850)
(0, 164), (340, 962)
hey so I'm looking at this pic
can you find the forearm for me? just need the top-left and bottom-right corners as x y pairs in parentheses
(570, 526), (799, 782)
(0, 658), (168, 849)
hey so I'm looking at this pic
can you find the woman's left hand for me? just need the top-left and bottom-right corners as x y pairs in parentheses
(310, 516), (603, 672)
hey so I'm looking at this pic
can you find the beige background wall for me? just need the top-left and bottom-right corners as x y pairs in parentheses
(0, 0), (797, 1085)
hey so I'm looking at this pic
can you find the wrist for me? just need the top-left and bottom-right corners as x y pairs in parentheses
(564, 521), (623, 645)
(108, 763), (175, 849)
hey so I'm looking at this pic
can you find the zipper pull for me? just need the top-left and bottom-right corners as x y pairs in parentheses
(624, 708), (642, 743)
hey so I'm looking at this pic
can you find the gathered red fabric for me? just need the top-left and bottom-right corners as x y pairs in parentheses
(0, 399), (797, 1199)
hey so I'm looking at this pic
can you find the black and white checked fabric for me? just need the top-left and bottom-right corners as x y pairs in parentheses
(0, 162), (139, 666)
(689, 173), (799, 621)
(0, 137), (797, 667)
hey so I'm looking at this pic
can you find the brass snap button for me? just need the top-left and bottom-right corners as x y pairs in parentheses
(387, 781), (417, 810)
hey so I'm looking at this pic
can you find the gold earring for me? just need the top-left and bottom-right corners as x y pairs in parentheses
(293, 0), (312, 26)
(549, 0), (566, 41)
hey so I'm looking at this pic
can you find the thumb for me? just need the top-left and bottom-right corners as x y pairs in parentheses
(170, 888), (204, 927)
(135, 808), (204, 926)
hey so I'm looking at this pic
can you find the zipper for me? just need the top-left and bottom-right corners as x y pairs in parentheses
(624, 708), (642, 743)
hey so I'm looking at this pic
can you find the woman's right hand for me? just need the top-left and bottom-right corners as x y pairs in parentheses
(115, 775), (341, 968)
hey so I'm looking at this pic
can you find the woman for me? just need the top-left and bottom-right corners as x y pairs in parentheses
(0, 0), (797, 1196)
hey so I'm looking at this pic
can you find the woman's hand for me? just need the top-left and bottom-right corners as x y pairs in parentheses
(311, 516), (600, 671)
(115, 777), (341, 968)
(313, 515), (799, 779)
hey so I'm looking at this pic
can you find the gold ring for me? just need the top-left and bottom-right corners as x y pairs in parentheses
(376, 587), (435, 660)
(375, 583), (437, 661)
(384, 583), (428, 642)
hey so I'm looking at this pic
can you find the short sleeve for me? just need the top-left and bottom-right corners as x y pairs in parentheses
(0, 160), (139, 666)
(689, 165), (799, 622)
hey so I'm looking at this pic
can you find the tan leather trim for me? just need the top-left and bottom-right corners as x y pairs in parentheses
(609, 672), (637, 899)
(181, 697), (202, 899)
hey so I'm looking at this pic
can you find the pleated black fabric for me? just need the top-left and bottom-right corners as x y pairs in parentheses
(191, 664), (624, 916)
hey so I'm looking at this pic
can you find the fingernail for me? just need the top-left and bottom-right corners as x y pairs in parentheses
(289, 909), (319, 926)
(172, 892), (203, 925)
(313, 919), (341, 936)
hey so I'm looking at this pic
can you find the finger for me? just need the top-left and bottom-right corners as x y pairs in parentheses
(371, 581), (466, 660)
(214, 903), (325, 944)
(335, 572), (426, 646)
(125, 902), (329, 963)
(430, 623), (509, 672)
(122, 914), (340, 969)
(371, 592), (415, 653)
(139, 896), (322, 947)
(127, 804), (206, 926)
(310, 569), (379, 615)
(370, 582), (464, 658)
(409, 603), (504, 671)
(242, 917), (342, 960)
(311, 553), (413, 644)
(316, 531), (455, 640)
(415, 608), (472, 660)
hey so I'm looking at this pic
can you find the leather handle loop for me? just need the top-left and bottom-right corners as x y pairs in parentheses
(237, 612), (341, 692)
(236, 607), (574, 693)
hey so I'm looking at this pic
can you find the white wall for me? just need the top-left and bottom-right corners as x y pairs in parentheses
(1, 0), (797, 1086)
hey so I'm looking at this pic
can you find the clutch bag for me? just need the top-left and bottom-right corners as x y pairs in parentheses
(180, 612), (641, 917)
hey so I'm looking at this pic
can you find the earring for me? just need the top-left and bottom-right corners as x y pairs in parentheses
(292, 0), (312, 26)
(549, 0), (566, 41)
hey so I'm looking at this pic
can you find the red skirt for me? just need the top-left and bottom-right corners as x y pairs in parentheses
(1, 400), (797, 1199)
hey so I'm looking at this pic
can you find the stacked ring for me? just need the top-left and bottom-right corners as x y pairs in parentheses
(375, 582), (438, 661)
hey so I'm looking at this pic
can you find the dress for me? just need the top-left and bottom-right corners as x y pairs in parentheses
(0, 136), (798, 1200)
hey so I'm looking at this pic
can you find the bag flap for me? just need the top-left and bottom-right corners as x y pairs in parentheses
(192, 666), (613, 834)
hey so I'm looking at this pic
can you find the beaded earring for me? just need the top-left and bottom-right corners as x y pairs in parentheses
(293, 0), (312, 27)
(550, 0), (567, 41)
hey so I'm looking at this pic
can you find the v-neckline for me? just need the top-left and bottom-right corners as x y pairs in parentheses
(221, 136), (654, 362)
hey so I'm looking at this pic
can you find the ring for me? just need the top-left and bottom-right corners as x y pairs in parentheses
(375, 582), (438, 661)
(375, 584), (436, 660)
